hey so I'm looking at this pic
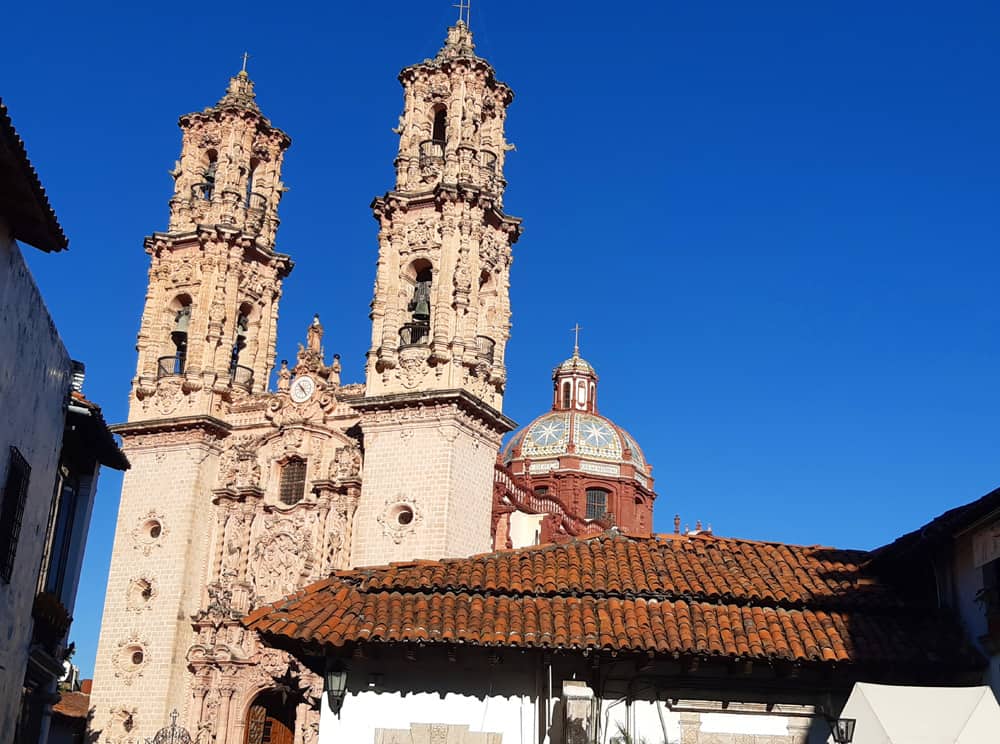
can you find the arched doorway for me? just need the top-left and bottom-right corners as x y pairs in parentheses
(244, 690), (295, 744)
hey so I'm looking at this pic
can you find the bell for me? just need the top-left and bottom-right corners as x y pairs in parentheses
(411, 297), (431, 322)
(174, 307), (191, 333)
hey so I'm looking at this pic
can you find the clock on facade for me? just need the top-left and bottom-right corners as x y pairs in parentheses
(289, 375), (316, 403)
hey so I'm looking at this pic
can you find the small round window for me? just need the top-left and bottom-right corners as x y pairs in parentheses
(394, 505), (414, 526)
(120, 644), (146, 670)
(143, 519), (162, 540)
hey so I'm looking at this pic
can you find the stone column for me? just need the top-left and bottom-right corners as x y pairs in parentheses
(215, 687), (234, 744)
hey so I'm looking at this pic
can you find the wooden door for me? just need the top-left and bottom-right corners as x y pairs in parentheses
(245, 704), (294, 744)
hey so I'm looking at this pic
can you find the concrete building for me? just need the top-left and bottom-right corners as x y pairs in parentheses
(0, 99), (127, 744)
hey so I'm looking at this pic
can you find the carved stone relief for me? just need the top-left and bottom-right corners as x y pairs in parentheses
(249, 516), (314, 603)
(131, 511), (167, 556)
(377, 494), (423, 544)
(111, 633), (150, 686)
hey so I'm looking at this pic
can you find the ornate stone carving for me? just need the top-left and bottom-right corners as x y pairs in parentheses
(249, 516), (314, 603)
(377, 494), (423, 544)
(217, 435), (262, 489)
(396, 346), (429, 390)
(111, 633), (150, 686)
(125, 576), (157, 612)
(330, 444), (362, 481)
(131, 511), (167, 557)
(153, 377), (185, 416)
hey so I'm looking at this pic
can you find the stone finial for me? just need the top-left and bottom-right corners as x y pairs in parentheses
(436, 21), (476, 60)
(216, 70), (260, 111)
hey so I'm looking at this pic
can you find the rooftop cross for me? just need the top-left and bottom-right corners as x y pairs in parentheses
(571, 323), (582, 356)
(453, 0), (472, 25)
(241, 51), (250, 73)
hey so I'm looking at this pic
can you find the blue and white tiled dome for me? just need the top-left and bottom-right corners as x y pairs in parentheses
(502, 410), (648, 476)
(503, 348), (651, 484)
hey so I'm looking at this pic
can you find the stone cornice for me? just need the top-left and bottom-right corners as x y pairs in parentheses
(111, 414), (232, 440)
(353, 389), (515, 435)
(371, 187), (523, 242)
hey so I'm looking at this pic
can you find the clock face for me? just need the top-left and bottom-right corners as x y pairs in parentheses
(290, 375), (316, 403)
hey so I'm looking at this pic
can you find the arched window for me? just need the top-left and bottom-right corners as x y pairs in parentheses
(279, 459), (307, 506)
(200, 150), (218, 200)
(160, 299), (191, 378)
(401, 266), (432, 346)
(245, 158), (259, 208)
(562, 382), (572, 409)
(585, 488), (608, 520)
(534, 486), (549, 497)
(432, 107), (447, 144)
(230, 305), (252, 387)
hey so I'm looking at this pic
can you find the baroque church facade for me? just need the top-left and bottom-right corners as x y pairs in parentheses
(91, 21), (655, 744)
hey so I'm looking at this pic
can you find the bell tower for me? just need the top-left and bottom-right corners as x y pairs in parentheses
(351, 21), (522, 566)
(90, 70), (293, 740)
(129, 70), (292, 419)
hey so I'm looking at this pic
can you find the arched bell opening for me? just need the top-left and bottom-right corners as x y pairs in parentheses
(158, 294), (192, 379)
(244, 689), (296, 744)
(400, 258), (433, 347)
(230, 301), (255, 389)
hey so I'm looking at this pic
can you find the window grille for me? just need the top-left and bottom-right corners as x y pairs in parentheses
(0, 447), (31, 583)
(279, 459), (307, 506)
(585, 488), (607, 520)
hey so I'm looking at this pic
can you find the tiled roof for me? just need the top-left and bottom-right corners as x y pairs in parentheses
(0, 99), (67, 252)
(245, 533), (977, 670)
(52, 690), (89, 719)
(68, 391), (130, 471)
(874, 485), (1000, 562)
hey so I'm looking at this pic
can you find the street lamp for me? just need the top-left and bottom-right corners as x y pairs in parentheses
(325, 661), (348, 716)
(827, 717), (856, 744)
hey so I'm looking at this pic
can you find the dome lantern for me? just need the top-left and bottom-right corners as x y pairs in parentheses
(552, 331), (598, 413)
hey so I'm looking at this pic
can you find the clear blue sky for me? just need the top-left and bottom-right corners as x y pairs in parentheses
(5, 1), (999, 677)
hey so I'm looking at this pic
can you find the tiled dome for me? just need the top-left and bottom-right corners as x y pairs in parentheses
(503, 410), (648, 476)
(555, 354), (595, 375)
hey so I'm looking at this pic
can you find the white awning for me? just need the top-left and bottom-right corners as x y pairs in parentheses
(838, 682), (1000, 744)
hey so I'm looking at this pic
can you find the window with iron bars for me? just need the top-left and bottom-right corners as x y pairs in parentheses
(585, 488), (607, 520)
(279, 459), (307, 506)
(0, 447), (31, 583)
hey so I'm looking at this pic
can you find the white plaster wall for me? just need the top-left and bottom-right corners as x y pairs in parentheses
(953, 528), (1000, 700)
(0, 221), (71, 743)
(321, 690), (538, 744)
(509, 511), (544, 549)
(598, 699), (681, 744)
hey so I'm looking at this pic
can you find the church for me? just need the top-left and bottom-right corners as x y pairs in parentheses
(90, 17), (983, 744)
(89, 18), (655, 744)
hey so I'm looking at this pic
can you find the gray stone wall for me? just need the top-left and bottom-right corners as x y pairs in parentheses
(0, 221), (71, 743)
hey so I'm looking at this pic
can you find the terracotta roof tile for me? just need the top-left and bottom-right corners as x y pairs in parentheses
(0, 99), (67, 252)
(52, 691), (89, 719)
(244, 532), (979, 671)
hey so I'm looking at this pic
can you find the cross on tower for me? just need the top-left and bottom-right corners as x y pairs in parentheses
(241, 51), (250, 73)
(453, 0), (472, 25)
(571, 323), (582, 355)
